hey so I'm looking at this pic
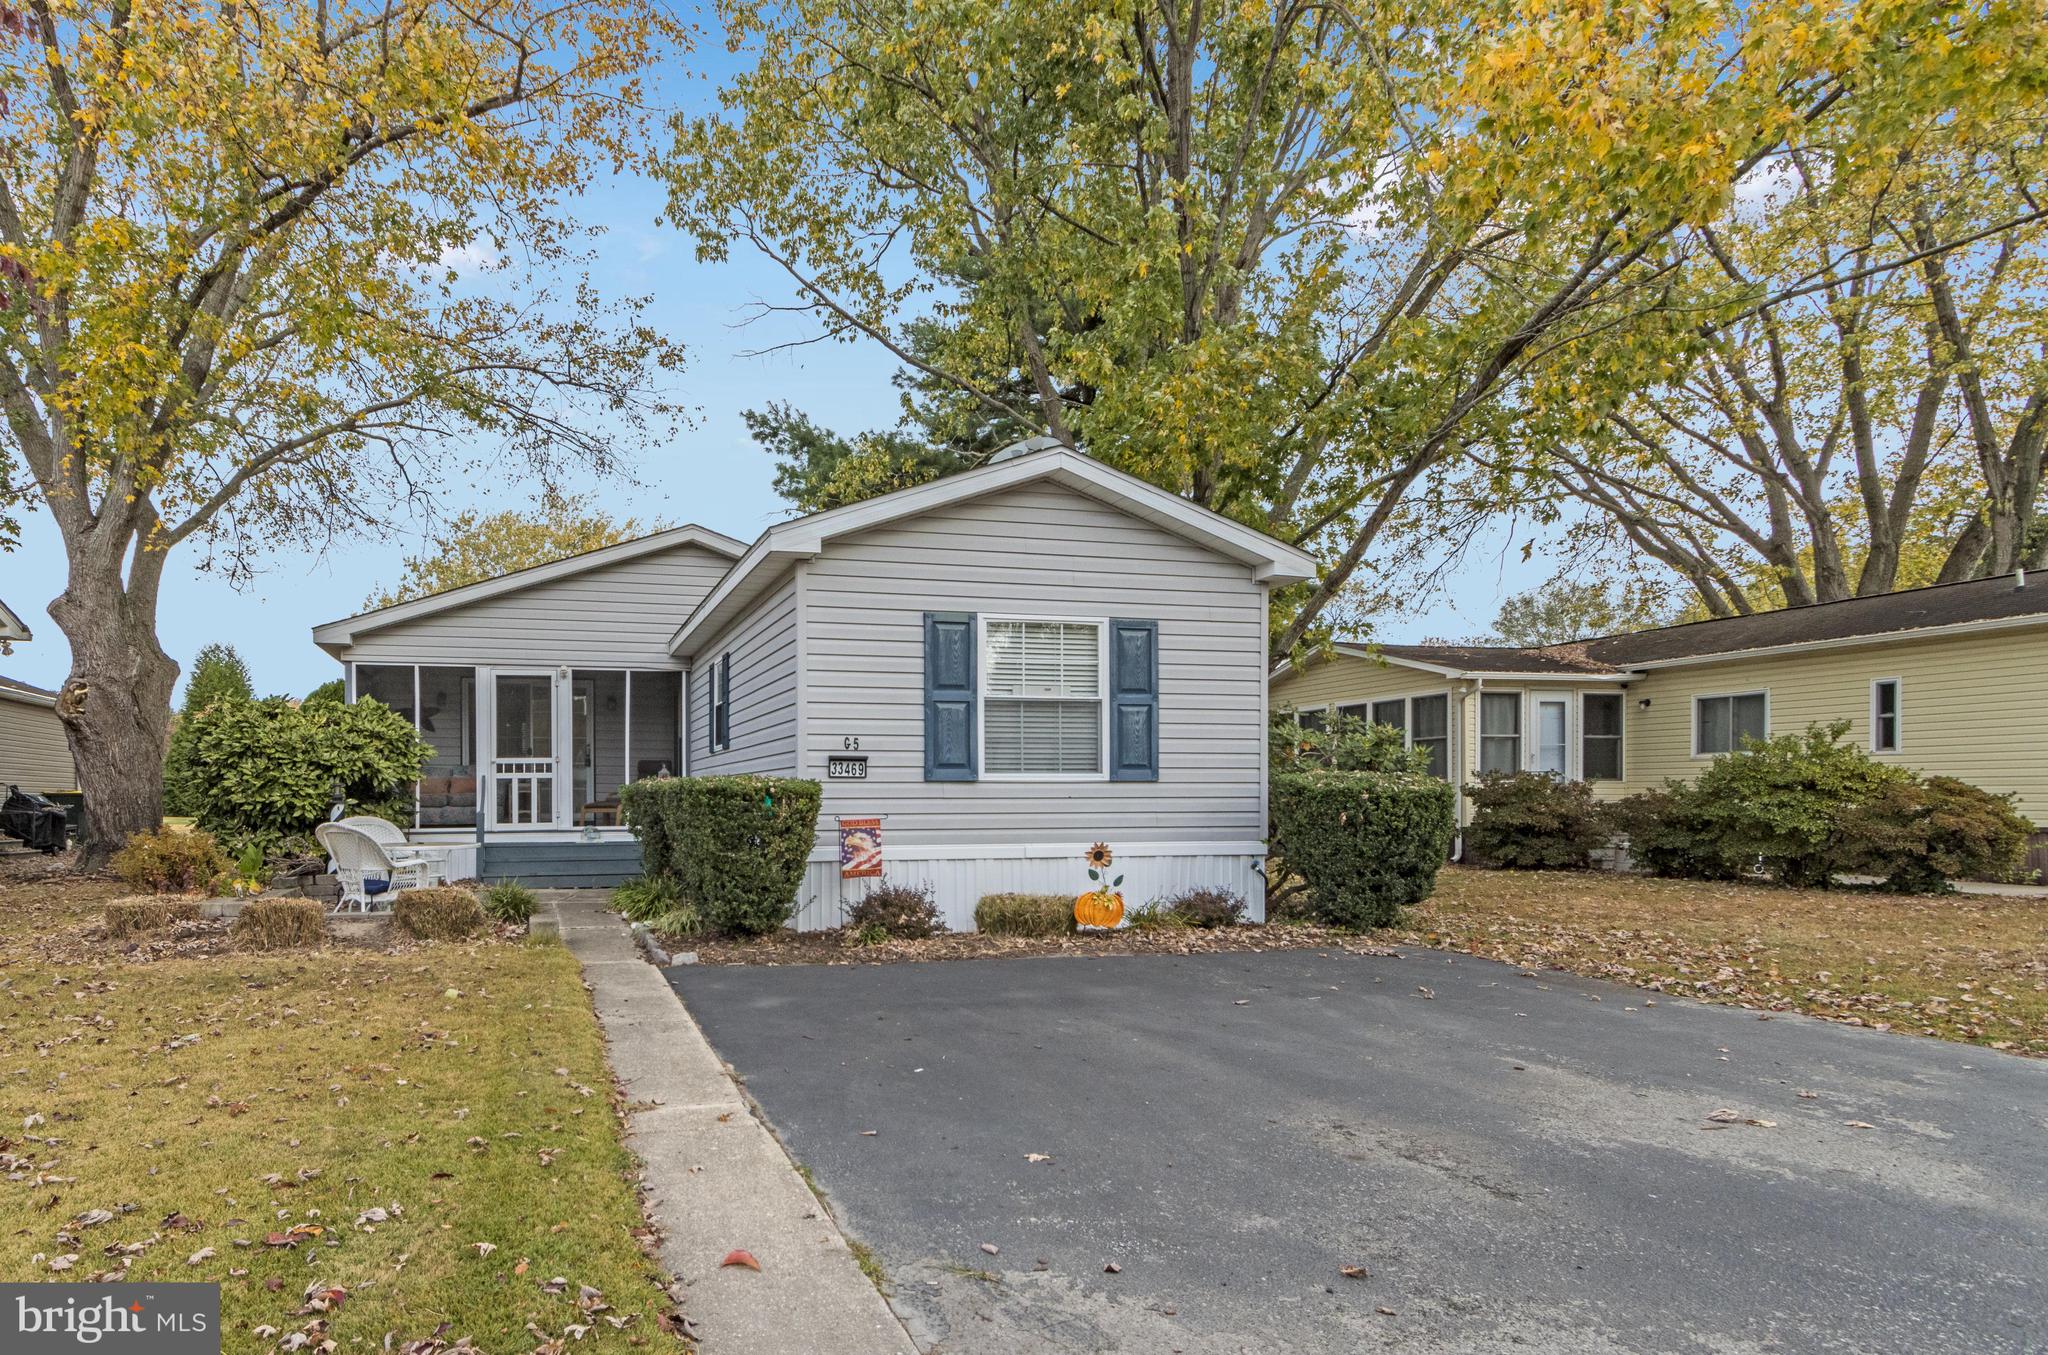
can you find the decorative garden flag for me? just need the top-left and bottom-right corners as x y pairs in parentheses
(839, 817), (883, 878)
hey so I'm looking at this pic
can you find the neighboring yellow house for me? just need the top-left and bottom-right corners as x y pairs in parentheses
(1272, 573), (2048, 845)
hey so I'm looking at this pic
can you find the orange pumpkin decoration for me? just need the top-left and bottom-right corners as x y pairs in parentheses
(1074, 889), (1125, 929)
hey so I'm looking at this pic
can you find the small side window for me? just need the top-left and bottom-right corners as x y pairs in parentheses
(1872, 678), (1901, 753)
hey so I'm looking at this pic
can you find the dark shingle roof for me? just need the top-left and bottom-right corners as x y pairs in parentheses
(1365, 643), (1620, 675)
(1576, 572), (2048, 666)
(1350, 572), (2048, 676)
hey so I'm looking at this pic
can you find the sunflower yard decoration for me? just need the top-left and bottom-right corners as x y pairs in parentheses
(1075, 843), (1125, 929)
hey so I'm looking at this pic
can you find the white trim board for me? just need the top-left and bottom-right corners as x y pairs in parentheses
(312, 524), (748, 655)
(671, 446), (1318, 657)
(0, 595), (30, 643)
(803, 840), (1268, 865)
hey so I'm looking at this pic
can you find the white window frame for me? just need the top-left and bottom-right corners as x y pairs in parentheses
(709, 653), (731, 754)
(1478, 689), (1523, 775)
(1579, 689), (1625, 782)
(1870, 677), (1902, 753)
(976, 614), (1111, 782)
(1692, 689), (1770, 758)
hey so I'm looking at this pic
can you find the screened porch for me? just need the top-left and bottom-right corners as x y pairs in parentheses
(350, 664), (684, 834)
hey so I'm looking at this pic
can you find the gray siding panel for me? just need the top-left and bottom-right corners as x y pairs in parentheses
(690, 570), (799, 776)
(341, 542), (733, 668)
(798, 481), (1268, 848)
(480, 840), (645, 888)
(0, 696), (77, 793)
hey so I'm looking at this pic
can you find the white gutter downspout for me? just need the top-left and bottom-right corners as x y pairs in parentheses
(1453, 675), (1478, 862)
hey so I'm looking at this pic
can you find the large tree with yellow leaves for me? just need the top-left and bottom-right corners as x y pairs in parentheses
(0, 0), (685, 861)
(664, 0), (2044, 657)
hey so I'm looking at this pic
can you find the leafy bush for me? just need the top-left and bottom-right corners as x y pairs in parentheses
(182, 696), (430, 855)
(104, 897), (203, 939)
(482, 880), (539, 924)
(393, 887), (487, 940)
(1158, 886), (1248, 928)
(621, 775), (822, 936)
(1270, 709), (1426, 775)
(1604, 786), (1740, 881)
(1681, 723), (1908, 886)
(232, 897), (324, 950)
(1835, 776), (2035, 893)
(111, 828), (230, 894)
(846, 881), (947, 939)
(1465, 771), (1609, 869)
(1270, 770), (1456, 928)
(973, 893), (1077, 937)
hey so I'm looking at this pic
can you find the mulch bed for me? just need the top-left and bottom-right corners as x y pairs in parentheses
(680, 921), (1398, 965)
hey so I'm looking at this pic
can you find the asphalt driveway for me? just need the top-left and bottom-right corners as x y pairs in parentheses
(669, 947), (2047, 1354)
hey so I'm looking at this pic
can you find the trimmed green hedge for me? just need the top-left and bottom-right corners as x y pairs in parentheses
(621, 775), (822, 935)
(1271, 770), (1455, 928)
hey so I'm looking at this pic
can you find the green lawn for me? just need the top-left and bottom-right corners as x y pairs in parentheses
(0, 872), (683, 1351)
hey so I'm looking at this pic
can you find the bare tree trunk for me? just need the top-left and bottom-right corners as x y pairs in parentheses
(47, 551), (178, 869)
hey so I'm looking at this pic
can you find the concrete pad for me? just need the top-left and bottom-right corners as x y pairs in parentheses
(545, 891), (917, 1355)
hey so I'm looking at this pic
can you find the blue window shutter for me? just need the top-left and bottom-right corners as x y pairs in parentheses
(1109, 618), (1159, 781)
(924, 612), (977, 781)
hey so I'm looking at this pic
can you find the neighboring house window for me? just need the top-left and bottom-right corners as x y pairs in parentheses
(1410, 694), (1449, 779)
(1479, 692), (1521, 773)
(1694, 690), (1767, 755)
(1336, 702), (1372, 722)
(982, 618), (1105, 776)
(1370, 698), (1407, 733)
(710, 653), (731, 752)
(1582, 692), (1623, 780)
(1872, 678), (1901, 752)
(1294, 707), (1328, 732)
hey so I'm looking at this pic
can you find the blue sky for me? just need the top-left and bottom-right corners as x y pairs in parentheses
(0, 21), (1543, 701)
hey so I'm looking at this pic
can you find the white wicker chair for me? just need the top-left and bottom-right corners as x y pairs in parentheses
(315, 822), (434, 913)
(334, 815), (453, 884)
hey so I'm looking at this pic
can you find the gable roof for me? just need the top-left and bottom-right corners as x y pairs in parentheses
(312, 525), (748, 656)
(669, 445), (1320, 658)
(0, 674), (57, 707)
(1321, 570), (2048, 679)
(0, 595), (29, 645)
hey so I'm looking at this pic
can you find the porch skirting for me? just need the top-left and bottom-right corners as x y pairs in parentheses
(478, 839), (644, 889)
(792, 843), (1268, 934)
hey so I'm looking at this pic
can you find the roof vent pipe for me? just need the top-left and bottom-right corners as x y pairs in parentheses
(2019, 566), (2028, 590)
(987, 434), (1068, 464)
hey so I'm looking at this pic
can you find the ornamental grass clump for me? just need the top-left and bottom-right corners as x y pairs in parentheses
(482, 880), (539, 924)
(232, 897), (324, 951)
(103, 897), (204, 939)
(973, 893), (1077, 937)
(393, 887), (488, 941)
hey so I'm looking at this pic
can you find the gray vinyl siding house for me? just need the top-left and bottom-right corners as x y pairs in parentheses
(311, 446), (1314, 927)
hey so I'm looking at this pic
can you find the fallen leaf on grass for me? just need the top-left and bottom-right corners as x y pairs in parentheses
(471, 1242), (497, 1257)
(186, 1247), (214, 1265)
(719, 1250), (761, 1272)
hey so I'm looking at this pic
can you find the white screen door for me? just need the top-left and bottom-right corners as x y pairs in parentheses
(1535, 697), (1569, 776)
(493, 672), (557, 826)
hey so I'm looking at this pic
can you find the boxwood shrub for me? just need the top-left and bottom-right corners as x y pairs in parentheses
(1464, 771), (1608, 870)
(621, 775), (822, 936)
(1270, 770), (1456, 928)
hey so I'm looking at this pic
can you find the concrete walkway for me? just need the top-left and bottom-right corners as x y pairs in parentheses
(546, 890), (917, 1355)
